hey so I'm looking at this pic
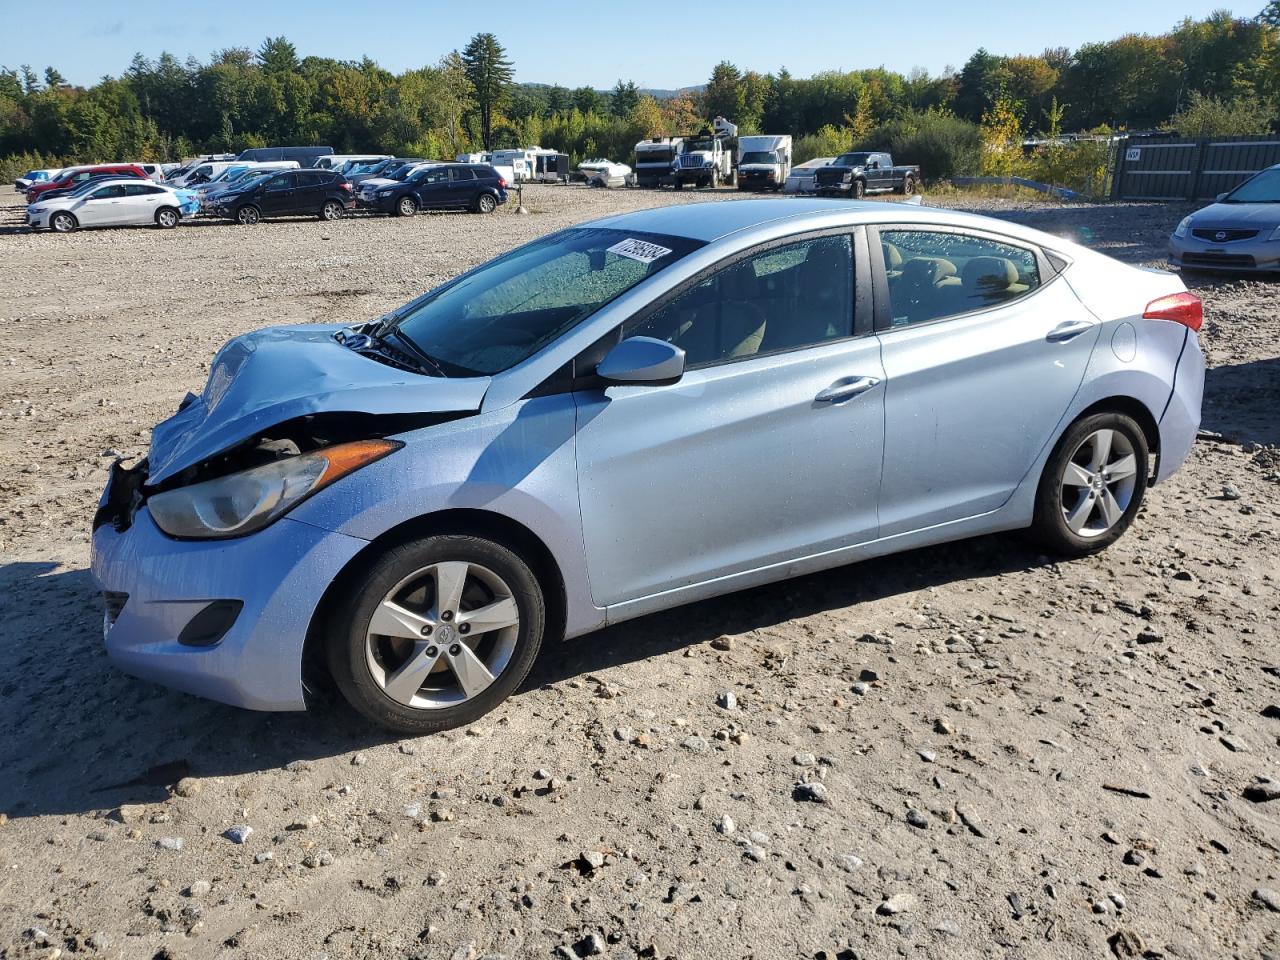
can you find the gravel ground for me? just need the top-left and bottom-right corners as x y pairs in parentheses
(0, 185), (1277, 960)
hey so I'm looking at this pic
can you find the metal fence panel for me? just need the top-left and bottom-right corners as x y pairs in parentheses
(1112, 135), (1280, 201)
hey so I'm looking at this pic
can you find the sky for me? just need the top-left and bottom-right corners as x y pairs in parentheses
(0, 0), (1246, 90)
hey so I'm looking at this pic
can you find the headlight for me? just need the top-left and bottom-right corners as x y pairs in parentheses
(1269, 225), (1280, 242)
(842, 172), (852, 183)
(1173, 216), (1192, 239)
(148, 439), (400, 539)
(377, 189), (393, 197)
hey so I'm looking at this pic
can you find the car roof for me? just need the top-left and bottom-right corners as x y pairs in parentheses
(584, 198), (1060, 246)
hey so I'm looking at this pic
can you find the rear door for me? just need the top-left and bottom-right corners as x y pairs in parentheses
(870, 224), (1098, 535)
(447, 166), (477, 207)
(292, 171), (326, 214)
(122, 182), (163, 223)
(574, 230), (885, 607)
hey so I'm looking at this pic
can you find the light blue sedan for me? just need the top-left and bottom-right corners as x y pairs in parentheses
(92, 199), (1205, 733)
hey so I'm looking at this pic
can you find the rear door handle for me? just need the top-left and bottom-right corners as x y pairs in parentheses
(815, 376), (881, 404)
(1046, 320), (1095, 342)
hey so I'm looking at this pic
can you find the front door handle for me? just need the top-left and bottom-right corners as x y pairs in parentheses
(815, 376), (881, 404)
(1046, 320), (1095, 342)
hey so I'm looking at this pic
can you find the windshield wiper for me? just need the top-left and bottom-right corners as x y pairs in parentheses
(384, 329), (450, 378)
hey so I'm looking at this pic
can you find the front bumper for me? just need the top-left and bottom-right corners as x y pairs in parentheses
(91, 499), (367, 712)
(1168, 234), (1280, 273)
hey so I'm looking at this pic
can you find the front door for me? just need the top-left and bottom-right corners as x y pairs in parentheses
(574, 232), (884, 607)
(414, 167), (451, 208)
(259, 172), (296, 216)
(77, 183), (128, 226)
(871, 226), (1100, 535)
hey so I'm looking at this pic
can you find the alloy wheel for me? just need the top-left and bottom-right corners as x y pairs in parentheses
(52, 212), (75, 233)
(364, 561), (520, 710)
(478, 194), (496, 213)
(322, 201), (342, 220)
(157, 209), (178, 228)
(1059, 428), (1139, 538)
(399, 197), (416, 217)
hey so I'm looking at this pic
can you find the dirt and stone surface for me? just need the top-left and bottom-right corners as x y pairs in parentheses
(0, 184), (1277, 960)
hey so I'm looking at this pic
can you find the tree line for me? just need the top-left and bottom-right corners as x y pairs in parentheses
(1, 10), (1277, 185)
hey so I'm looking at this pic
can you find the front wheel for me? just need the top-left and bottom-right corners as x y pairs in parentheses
(853, 179), (866, 199)
(236, 205), (260, 226)
(397, 196), (417, 218)
(320, 200), (344, 221)
(327, 535), (546, 734)
(50, 211), (77, 233)
(475, 192), (497, 214)
(1031, 413), (1149, 556)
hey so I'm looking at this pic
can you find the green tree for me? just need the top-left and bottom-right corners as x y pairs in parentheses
(1169, 91), (1274, 135)
(611, 79), (640, 118)
(44, 67), (67, 89)
(257, 36), (299, 75)
(461, 32), (514, 150)
(703, 61), (743, 120)
(1263, 0), (1280, 25)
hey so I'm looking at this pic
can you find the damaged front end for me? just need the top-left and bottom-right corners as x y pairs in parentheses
(96, 324), (492, 539)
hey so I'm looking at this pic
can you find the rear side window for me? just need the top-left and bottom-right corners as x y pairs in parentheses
(626, 234), (854, 368)
(295, 172), (324, 187)
(451, 167), (477, 181)
(124, 183), (162, 195)
(878, 230), (1041, 328)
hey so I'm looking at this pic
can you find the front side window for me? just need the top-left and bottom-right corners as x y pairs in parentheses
(416, 168), (450, 185)
(391, 228), (703, 375)
(626, 234), (854, 368)
(265, 174), (293, 190)
(878, 229), (1041, 328)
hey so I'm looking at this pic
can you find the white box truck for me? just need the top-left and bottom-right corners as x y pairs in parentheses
(736, 135), (792, 192)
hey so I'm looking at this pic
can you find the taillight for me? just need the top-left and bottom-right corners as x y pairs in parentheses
(1143, 291), (1203, 332)
(498, 177), (507, 189)
(340, 182), (352, 192)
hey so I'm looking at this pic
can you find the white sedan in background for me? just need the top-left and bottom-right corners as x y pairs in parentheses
(27, 179), (189, 233)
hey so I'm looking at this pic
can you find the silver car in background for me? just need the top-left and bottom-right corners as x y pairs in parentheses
(1170, 163), (1280, 273)
(92, 199), (1204, 734)
(784, 157), (835, 194)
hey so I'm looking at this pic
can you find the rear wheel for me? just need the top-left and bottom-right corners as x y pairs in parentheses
(320, 199), (344, 221)
(50, 211), (77, 233)
(1031, 413), (1149, 556)
(236, 205), (260, 226)
(155, 207), (179, 229)
(900, 175), (916, 196)
(397, 196), (417, 218)
(475, 192), (497, 214)
(327, 535), (546, 734)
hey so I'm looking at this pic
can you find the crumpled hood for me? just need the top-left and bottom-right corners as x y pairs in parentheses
(147, 324), (490, 485)
(1189, 202), (1280, 229)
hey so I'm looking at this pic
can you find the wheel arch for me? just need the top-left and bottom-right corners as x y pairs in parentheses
(301, 508), (567, 703)
(1071, 395), (1160, 460)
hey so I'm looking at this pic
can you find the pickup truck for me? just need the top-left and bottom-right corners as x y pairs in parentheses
(814, 151), (919, 198)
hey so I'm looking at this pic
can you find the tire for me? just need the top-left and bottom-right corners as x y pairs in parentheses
(475, 192), (497, 214)
(236, 205), (260, 226)
(1031, 412), (1149, 557)
(327, 534), (546, 735)
(320, 199), (344, 221)
(902, 175), (916, 195)
(50, 211), (77, 233)
(673, 180), (683, 191)
(155, 207), (179, 229)
(853, 179), (867, 199)
(396, 196), (417, 218)
(710, 168), (720, 189)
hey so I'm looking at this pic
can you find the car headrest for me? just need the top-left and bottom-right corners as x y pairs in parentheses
(962, 256), (1020, 292)
(900, 257), (957, 286)
(881, 241), (903, 270)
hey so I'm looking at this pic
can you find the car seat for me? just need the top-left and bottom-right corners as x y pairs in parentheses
(960, 256), (1029, 309)
(892, 256), (960, 324)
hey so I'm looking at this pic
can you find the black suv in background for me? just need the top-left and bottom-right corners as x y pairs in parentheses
(360, 163), (507, 216)
(213, 169), (355, 225)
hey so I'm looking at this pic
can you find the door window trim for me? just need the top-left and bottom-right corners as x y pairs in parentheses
(867, 223), (1064, 334)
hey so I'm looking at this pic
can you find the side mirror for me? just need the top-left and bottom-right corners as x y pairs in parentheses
(1215, 192), (1228, 202)
(596, 336), (685, 386)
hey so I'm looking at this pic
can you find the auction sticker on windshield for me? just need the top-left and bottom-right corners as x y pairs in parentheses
(608, 238), (673, 264)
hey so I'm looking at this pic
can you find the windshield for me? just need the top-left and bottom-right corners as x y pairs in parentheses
(686, 138), (715, 151)
(65, 178), (110, 197)
(835, 153), (871, 167)
(740, 151), (777, 165)
(226, 170), (273, 189)
(1224, 167), (1280, 203)
(390, 227), (703, 376)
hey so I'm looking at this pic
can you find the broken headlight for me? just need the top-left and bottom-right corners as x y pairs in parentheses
(148, 439), (400, 539)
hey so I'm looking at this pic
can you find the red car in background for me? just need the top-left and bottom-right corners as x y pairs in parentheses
(26, 164), (148, 203)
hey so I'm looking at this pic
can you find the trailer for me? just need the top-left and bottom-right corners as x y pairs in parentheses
(530, 150), (571, 183)
(633, 137), (684, 187)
